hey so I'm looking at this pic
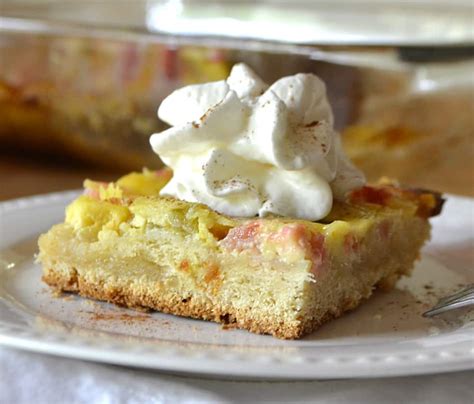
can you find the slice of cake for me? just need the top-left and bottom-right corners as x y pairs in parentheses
(38, 170), (443, 339)
(38, 64), (444, 339)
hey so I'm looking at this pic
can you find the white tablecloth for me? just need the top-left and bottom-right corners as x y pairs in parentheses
(1, 347), (473, 404)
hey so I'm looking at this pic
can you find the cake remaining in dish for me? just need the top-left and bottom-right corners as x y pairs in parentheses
(38, 170), (443, 339)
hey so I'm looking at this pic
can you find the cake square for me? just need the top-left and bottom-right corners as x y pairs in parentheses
(38, 170), (443, 339)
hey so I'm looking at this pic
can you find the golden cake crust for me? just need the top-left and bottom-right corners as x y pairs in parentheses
(42, 263), (399, 339)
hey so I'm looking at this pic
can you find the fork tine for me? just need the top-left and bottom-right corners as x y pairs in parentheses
(423, 297), (474, 317)
(422, 284), (474, 317)
(437, 285), (474, 305)
(435, 295), (474, 310)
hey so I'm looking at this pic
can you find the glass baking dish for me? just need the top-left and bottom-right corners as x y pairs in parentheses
(1, 1), (473, 194)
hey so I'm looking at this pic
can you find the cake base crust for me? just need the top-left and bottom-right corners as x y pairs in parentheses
(42, 265), (396, 339)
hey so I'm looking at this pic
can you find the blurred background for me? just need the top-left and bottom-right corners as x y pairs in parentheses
(1, 0), (473, 200)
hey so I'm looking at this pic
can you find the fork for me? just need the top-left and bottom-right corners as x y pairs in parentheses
(423, 284), (474, 317)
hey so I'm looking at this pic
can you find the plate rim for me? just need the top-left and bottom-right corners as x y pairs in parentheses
(1, 190), (473, 380)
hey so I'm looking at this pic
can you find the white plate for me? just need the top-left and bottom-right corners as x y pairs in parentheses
(0, 191), (473, 380)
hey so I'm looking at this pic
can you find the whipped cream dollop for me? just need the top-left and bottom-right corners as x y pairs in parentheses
(150, 64), (365, 220)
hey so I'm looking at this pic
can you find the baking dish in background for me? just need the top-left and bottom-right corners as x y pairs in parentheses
(1, 0), (473, 194)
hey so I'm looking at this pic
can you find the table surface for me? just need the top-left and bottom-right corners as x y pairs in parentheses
(2, 152), (473, 201)
(0, 153), (123, 202)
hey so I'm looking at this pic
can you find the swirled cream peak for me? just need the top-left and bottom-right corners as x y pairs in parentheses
(150, 64), (365, 220)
